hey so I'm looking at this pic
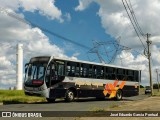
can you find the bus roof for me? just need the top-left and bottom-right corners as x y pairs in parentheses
(53, 56), (140, 71)
(31, 56), (141, 71)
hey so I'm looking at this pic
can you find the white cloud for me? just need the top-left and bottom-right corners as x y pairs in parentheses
(0, 0), (63, 22)
(0, 9), (67, 89)
(75, 0), (93, 11)
(64, 13), (71, 22)
(116, 48), (160, 86)
(0, 56), (12, 69)
(0, 56), (16, 88)
(75, 0), (160, 47)
(0, 0), (78, 89)
(75, 0), (160, 86)
(0, 0), (20, 10)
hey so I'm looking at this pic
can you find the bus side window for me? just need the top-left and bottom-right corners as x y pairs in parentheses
(93, 66), (96, 78)
(75, 63), (80, 77)
(127, 70), (134, 81)
(66, 62), (77, 77)
(80, 64), (90, 78)
(96, 66), (103, 79)
(104, 67), (108, 79)
(88, 64), (93, 78)
(67, 66), (71, 76)
(67, 62), (71, 76)
(108, 67), (113, 80)
(112, 68), (116, 80)
(117, 68), (124, 80)
(134, 71), (139, 81)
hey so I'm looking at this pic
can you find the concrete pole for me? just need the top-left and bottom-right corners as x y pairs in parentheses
(146, 33), (153, 96)
(155, 69), (160, 92)
(16, 43), (23, 90)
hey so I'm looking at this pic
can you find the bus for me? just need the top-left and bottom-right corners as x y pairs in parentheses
(24, 56), (141, 102)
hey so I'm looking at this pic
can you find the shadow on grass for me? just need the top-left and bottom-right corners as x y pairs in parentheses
(3, 95), (149, 105)
(3, 101), (28, 105)
(30, 97), (135, 105)
(3, 100), (46, 105)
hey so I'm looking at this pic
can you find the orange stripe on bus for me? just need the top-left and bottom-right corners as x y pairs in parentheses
(109, 83), (115, 91)
(103, 80), (126, 98)
(119, 81), (126, 89)
(113, 80), (119, 87)
(105, 84), (112, 94)
(103, 90), (108, 96)
(109, 91), (116, 98)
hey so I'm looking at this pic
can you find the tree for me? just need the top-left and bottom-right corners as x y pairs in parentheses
(140, 85), (144, 88)
(153, 83), (160, 89)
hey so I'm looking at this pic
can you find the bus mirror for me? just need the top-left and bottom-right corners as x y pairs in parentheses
(25, 63), (29, 73)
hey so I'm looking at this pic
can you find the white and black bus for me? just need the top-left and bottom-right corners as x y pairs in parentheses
(24, 56), (141, 102)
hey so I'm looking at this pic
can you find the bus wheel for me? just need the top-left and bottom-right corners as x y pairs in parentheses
(115, 90), (122, 100)
(46, 98), (55, 103)
(65, 90), (74, 102)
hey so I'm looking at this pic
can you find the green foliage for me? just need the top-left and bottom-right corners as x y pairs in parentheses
(0, 90), (46, 103)
(153, 83), (160, 89)
(0, 90), (24, 96)
(140, 85), (144, 88)
(153, 89), (160, 96)
(92, 108), (106, 112)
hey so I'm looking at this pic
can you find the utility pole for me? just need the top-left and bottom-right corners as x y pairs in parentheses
(155, 69), (160, 92)
(146, 33), (153, 96)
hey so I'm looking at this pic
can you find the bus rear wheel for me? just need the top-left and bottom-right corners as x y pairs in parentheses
(65, 90), (74, 102)
(115, 90), (122, 100)
(46, 98), (55, 103)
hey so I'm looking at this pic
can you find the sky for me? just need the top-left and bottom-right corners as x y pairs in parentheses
(0, 0), (160, 89)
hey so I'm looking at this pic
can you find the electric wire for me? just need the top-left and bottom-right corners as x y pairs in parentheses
(121, 0), (146, 49)
(0, 7), (148, 64)
(128, 0), (145, 38)
(0, 7), (90, 50)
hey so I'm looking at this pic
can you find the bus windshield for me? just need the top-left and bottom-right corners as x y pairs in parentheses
(25, 62), (47, 86)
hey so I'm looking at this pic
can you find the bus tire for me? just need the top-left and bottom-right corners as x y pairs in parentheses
(115, 90), (122, 101)
(65, 90), (74, 102)
(46, 98), (55, 103)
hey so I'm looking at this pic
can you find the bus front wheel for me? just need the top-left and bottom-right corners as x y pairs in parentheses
(65, 90), (74, 102)
(46, 98), (55, 103)
(115, 90), (122, 100)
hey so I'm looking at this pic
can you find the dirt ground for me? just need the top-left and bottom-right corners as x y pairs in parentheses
(114, 96), (160, 111)
(80, 96), (160, 120)
(1, 96), (160, 120)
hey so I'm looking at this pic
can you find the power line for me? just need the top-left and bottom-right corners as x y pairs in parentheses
(121, 0), (146, 49)
(127, 0), (145, 38)
(1, 7), (148, 64)
(0, 7), (90, 50)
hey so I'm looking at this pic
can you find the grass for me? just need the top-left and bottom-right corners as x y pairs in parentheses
(153, 89), (160, 96)
(109, 104), (119, 108)
(0, 90), (46, 104)
(1, 88), (160, 104)
(91, 103), (120, 112)
(92, 107), (106, 112)
(140, 88), (160, 96)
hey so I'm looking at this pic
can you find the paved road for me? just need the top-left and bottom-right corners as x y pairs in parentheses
(0, 95), (148, 111)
